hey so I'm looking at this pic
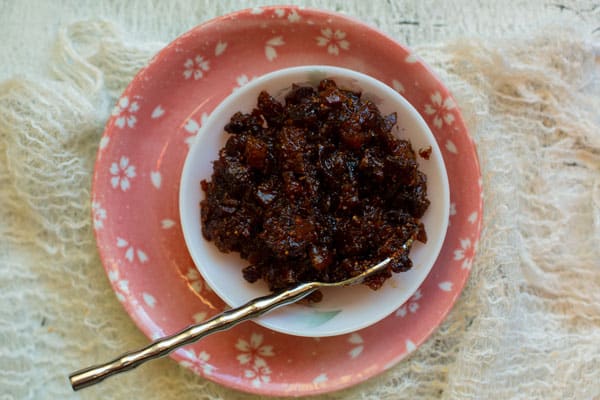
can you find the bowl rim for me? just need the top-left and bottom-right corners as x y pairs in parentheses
(179, 64), (450, 337)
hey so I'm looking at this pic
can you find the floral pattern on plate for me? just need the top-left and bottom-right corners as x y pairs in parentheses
(92, 6), (482, 397)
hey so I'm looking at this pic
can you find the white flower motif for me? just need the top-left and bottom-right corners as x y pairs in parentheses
(193, 312), (207, 323)
(245, 358), (272, 388)
(112, 96), (139, 128)
(150, 171), (161, 189)
(161, 219), (175, 229)
(316, 27), (350, 56)
(348, 333), (364, 359)
(424, 91), (456, 129)
(287, 9), (301, 23)
(186, 267), (211, 294)
(445, 139), (458, 154)
(313, 373), (328, 384)
(265, 36), (285, 62)
(179, 349), (215, 375)
(468, 211), (478, 224)
(143, 292), (156, 308)
(233, 74), (256, 92)
(92, 201), (107, 230)
(395, 289), (422, 317)
(108, 268), (129, 302)
(448, 202), (456, 226)
(405, 53), (419, 63)
(184, 113), (209, 147)
(273, 8), (301, 22)
(453, 238), (473, 269)
(236, 333), (274, 365)
(183, 55), (210, 80)
(450, 202), (457, 217)
(236, 333), (274, 387)
(116, 237), (149, 264)
(151, 105), (165, 119)
(214, 41), (227, 56)
(99, 136), (110, 150)
(392, 79), (405, 93)
(109, 156), (136, 191)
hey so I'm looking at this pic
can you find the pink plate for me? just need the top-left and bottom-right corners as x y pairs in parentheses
(92, 6), (482, 396)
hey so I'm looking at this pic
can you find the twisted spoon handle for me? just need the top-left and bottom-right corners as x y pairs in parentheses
(69, 282), (317, 390)
(69, 255), (396, 391)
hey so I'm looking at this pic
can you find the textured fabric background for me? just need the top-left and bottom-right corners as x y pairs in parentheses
(1, 1), (599, 399)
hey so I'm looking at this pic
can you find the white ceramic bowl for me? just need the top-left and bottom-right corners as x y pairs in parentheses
(179, 66), (449, 337)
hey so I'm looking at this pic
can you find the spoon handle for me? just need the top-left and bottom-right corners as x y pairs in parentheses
(69, 282), (317, 390)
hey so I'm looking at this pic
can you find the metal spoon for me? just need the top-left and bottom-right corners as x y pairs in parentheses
(69, 241), (411, 391)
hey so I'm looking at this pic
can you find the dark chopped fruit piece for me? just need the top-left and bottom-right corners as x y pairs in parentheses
(200, 79), (430, 301)
(419, 146), (432, 160)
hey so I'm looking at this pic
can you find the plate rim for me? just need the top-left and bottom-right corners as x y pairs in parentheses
(91, 5), (483, 396)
